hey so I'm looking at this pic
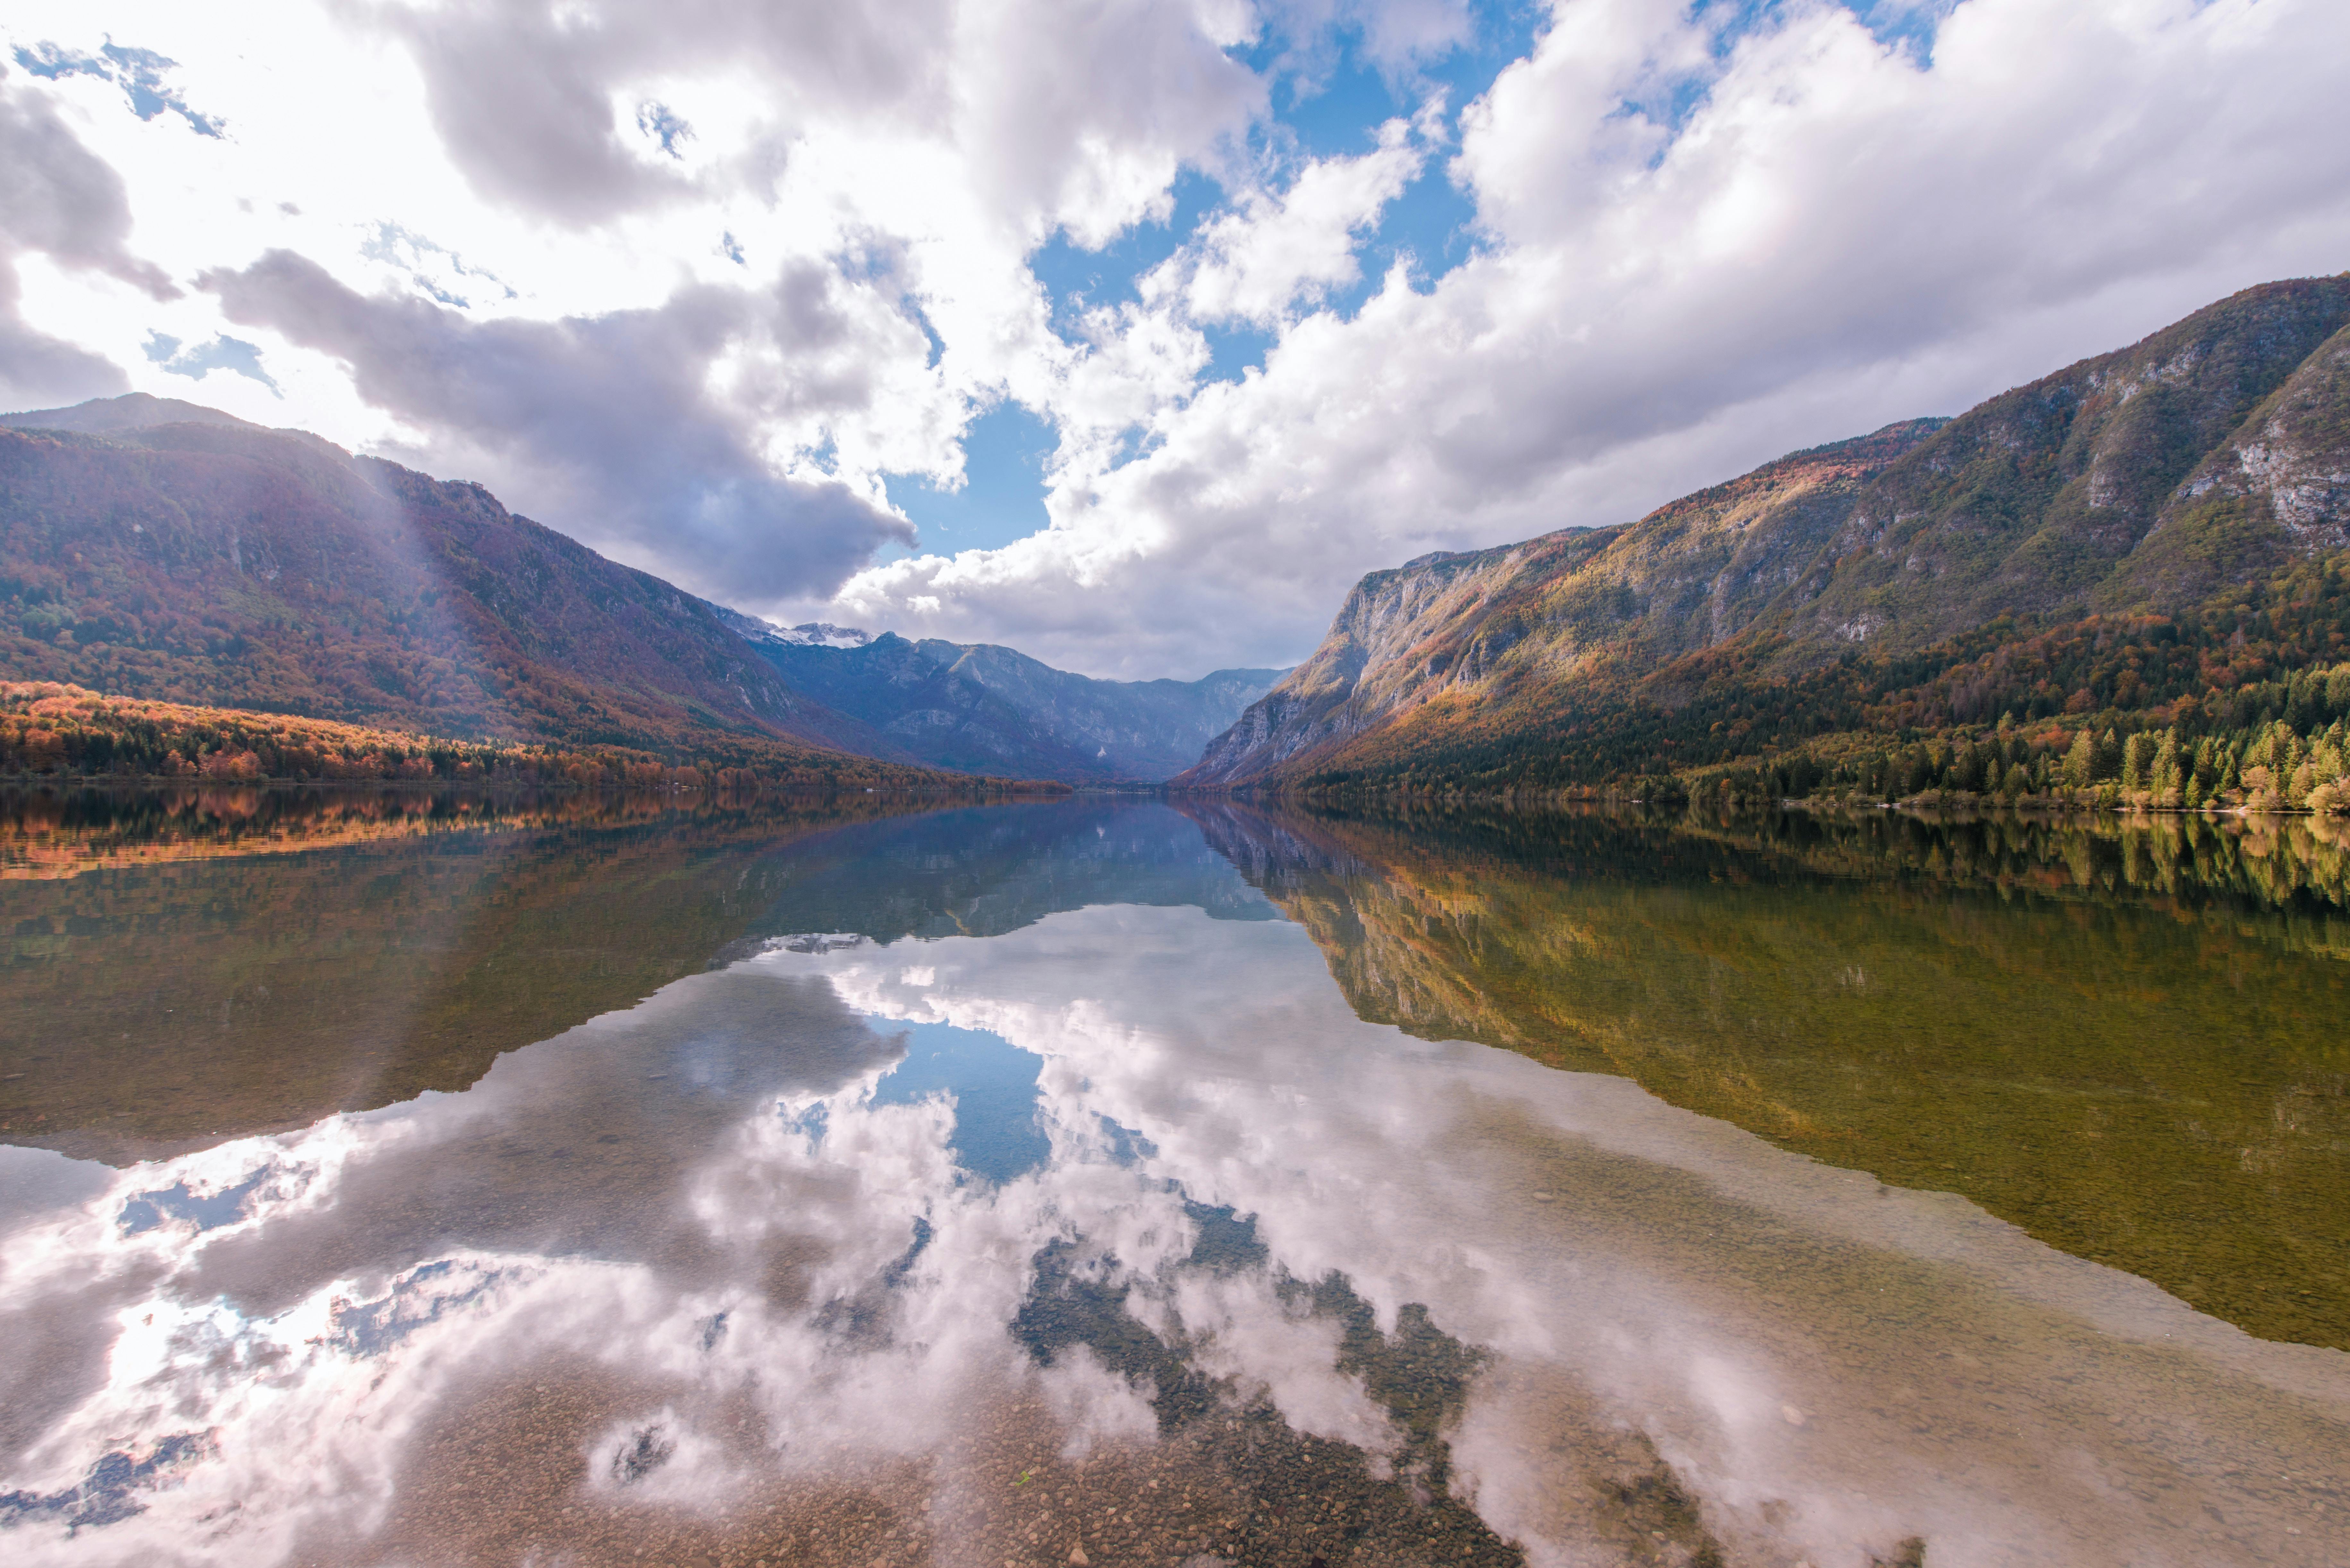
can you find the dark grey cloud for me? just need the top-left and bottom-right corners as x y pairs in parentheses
(0, 68), (176, 410)
(360, 0), (950, 227)
(202, 248), (913, 601)
(0, 273), (124, 410)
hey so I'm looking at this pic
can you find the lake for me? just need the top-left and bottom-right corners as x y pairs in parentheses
(2, 788), (2345, 1567)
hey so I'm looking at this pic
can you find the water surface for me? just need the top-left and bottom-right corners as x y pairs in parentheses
(1, 790), (2344, 1567)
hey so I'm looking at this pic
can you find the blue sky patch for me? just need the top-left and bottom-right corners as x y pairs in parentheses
(1846, 0), (1958, 59)
(884, 401), (1056, 554)
(1260, 42), (1412, 160)
(359, 223), (517, 309)
(1030, 169), (1224, 323)
(1324, 156), (1482, 321)
(145, 332), (281, 395)
(14, 40), (223, 136)
(118, 1165), (270, 1234)
(1200, 322), (1277, 386)
(0, 1432), (211, 1533)
(637, 101), (692, 159)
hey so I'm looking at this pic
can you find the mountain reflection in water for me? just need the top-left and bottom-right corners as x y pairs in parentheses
(1182, 801), (2350, 1352)
(0, 792), (2344, 1568)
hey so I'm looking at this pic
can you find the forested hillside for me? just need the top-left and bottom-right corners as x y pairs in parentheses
(1180, 276), (2350, 809)
(0, 681), (976, 792)
(0, 400), (907, 772)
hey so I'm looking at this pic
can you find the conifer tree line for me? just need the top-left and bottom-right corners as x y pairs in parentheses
(1288, 559), (2350, 812)
(1695, 702), (2350, 813)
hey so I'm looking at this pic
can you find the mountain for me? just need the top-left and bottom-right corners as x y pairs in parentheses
(744, 629), (1286, 782)
(1, 392), (268, 437)
(1181, 275), (2350, 794)
(714, 610), (873, 649)
(0, 393), (1270, 786)
(0, 395), (926, 773)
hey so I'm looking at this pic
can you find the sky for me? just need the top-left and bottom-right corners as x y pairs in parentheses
(0, 0), (2345, 680)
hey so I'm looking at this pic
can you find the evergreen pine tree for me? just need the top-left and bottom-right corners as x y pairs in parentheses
(2096, 728), (2122, 782)
(2064, 730), (2095, 791)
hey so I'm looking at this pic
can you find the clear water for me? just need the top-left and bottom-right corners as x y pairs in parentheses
(0, 789), (2345, 1567)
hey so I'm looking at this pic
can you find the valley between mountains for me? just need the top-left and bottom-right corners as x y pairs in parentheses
(0, 395), (1272, 788)
(5, 273), (2350, 807)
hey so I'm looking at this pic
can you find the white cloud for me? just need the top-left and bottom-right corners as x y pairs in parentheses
(1151, 105), (1434, 326)
(1258, 0), (1479, 80)
(831, 0), (2350, 675)
(0, 0), (1286, 606)
(0, 63), (177, 407)
(2, 0), (2346, 674)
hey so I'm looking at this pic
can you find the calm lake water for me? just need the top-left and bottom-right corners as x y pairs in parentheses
(2, 788), (2346, 1567)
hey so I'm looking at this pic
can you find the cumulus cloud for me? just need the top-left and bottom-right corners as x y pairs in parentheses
(3, 0), (2346, 676)
(1257, 0), (1478, 81)
(941, 0), (1266, 249)
(831, 0), (2350, 675)
(202, 249), (917, 600)
(359, 0), (959, 228)
(1150, 105), (1435, 326)
(361, 0), (1264, 245)
(0, 65), (175, 409)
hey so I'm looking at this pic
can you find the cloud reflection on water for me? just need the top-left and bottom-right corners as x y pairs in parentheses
(1, 896), (2346, 1566)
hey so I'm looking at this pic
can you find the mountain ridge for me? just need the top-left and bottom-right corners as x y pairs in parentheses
(0, 402), (923, 773)
(1181, 274), (2350, 795)
(750, 630), (1286, 782)
(0, 394), (1276, 786)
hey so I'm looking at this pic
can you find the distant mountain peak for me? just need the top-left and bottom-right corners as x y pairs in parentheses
(0, 392), (262, 435)
(776, 622), (874, 648)
(745, 632), (1289, 782)
(707, 606), (875, 649)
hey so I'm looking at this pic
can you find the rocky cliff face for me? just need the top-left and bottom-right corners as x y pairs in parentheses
(0, 397), (902, 761)
(1181, 422), (1941, 784)
(2113, 313), (2350, 603)
(753, 631), (1285, 782)
(1783, 280), (2350, 649)
(1182, 276), (2350, 789)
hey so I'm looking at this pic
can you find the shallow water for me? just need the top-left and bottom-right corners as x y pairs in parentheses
(1, 790), (2345, 1567)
